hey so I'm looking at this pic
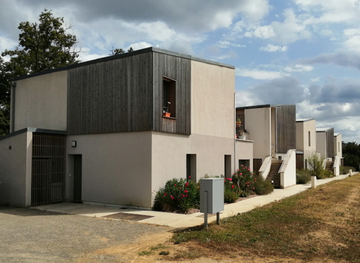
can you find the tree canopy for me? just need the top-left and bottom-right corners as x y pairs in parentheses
(0, 9), (79, 135)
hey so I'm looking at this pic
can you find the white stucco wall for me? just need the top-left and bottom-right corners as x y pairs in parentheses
(280, 149), (296, 188)
(0, 131), (32, 206)
(235, 140), (254, 171)
(296, 119), (317, 168)
(13, 71), (68, 131)
(244, 107), (271, 160)
(334, 134), (342, 158)
(66, 132), (153, 208)
(190, 61), (235, 139)
(151, 132), (235, 204)
(316, 132), (327, 160)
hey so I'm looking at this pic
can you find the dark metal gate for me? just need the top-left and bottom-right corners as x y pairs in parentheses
(31, 133), (66, 206)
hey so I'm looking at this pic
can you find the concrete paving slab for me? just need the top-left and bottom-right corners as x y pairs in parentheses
(33, 173), (354, 229)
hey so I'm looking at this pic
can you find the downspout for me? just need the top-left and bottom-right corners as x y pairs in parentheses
(10, 82), (16, 133)
(233, 92), (236, 173)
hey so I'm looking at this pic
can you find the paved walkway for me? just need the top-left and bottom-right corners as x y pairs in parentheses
(34, 173), (355, 229)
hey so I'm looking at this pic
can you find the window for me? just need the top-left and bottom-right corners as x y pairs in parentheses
(308, 131), (311, 146)
(163, 77), (176, 118)
(186, 154), (196, 181)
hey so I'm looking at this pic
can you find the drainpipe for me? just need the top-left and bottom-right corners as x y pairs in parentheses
(10, 82), (16, 133)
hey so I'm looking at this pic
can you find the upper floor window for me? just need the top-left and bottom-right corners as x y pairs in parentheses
(163, 77), (176, 118)
(308, 131), (311, 146)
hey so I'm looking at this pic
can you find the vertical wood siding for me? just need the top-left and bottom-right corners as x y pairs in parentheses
(326, 128), (334, 158)
(67, 52), (154, 135)
(276, 105), (296, 153)
(67, 50), (191, 135)
(152, 52), (191, 135)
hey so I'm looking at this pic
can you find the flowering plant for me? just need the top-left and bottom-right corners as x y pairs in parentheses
(153, 178), (199, 213)
(232, 165), (255, 197)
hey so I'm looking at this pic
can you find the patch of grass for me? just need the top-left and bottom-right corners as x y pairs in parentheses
(138, 243), (168, 256)
(172, 174), (360, 262)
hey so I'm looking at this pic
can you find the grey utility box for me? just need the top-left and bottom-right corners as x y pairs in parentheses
(200, 178), (224, 214)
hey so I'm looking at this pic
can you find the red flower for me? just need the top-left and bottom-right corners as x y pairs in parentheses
(184, 190), (188, 193)
(189, 176), (191, 179)
(240, 173), (242, 176)
(182, 195), (185, 197)
(174, 184), (176, 186)
(231, 185), (235, 189)
(179, 187), (181, 189)
(253, 187), (255, 190)
(185, 182), (189, 187)
(164, 193), (167, 196)
(171, 196), (174, 200)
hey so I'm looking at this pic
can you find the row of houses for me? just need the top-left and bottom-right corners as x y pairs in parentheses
(0, 47), (342, 208)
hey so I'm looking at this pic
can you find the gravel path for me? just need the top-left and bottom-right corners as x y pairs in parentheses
(0, 207), (169, 262)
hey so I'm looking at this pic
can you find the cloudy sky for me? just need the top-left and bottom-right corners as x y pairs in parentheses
(0, 0), (359, 143)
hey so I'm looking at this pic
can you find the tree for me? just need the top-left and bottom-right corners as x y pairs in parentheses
(110, 47), (134, 56)
(0, 9), (79, 135)
(343, 142), (360, 169)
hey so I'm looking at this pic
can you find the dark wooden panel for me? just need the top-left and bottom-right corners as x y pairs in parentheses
(153, 52), (191, 135)
(68, 52), (153, 135)
(276, 105), (296, 153)
(326, 128), (334, 158)
(296, 153), (304, 170)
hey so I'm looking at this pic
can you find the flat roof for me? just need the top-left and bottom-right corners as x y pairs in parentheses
(14, 47), (235, 81)
(296, 118), (315, 122)
(236, 104), (295, 110)
(316, 127), (333, 132)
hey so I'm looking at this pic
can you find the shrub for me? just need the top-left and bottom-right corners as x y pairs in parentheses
(340, 166), (355, 174)
(232, 165), (255, 197)
(224, 188), (239, 203)
(254, 175), (274, 195)
(319, 169), (334, 179)
(152, 177), (199, 213)
(296, 169), (311, 184)
(307, 154), (324, 179)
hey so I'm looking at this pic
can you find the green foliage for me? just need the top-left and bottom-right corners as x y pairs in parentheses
(319, 169), (334, 179)
(340, 166), (355, 174)
(307, 154), (324, 179)
(152, 178), (199, 213)
(110, 47), (134, 55)
(254, 175), (274, 195)
(2, 9), (79, 75)
(224, 188), (239, 203)
(296, 169), (311, 184)
(343, 141), (360, 169)
(0, 9), (79, 136)
(232, 165), (255, 197)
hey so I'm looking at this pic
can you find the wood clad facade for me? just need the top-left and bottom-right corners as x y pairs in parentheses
(276, 105), (296, 153)
(326, 128), (334, 158)
(67, 49), (191, 135)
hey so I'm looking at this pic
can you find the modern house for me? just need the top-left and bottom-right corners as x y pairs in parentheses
(235, 104), (296, 188)
(296, 118), (317, 169)
(316, 127), (342, 175)
(0, 47), (253, 208)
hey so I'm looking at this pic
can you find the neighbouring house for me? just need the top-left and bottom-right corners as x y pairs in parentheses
(334, 133), (343, 175)
(296, 118), (317, 170)
(0, 47), (253, 208)
(316, 127), (341, 175)
(235, 104), (296, 188)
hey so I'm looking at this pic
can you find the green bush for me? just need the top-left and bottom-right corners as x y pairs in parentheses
(340, 166), (355, 174)
(254, 175), (274, 195)
(296, 169), (311, 184)
(307, 154), (324, 179)
(232, 165), (255, 197)
(224, 188), (239, 203)
(152, 178), (199, 213)
(319, 169), (334, 179)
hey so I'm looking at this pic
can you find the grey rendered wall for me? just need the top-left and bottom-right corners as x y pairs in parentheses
(0, 132), (32, 206)
(66, 132), (152, 208)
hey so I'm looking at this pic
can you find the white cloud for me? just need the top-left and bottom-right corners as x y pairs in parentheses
(236, 68), (288, 80)
(343, 28), (360, 52)
(217, 40), (246, 48)
(127, 42), (152, 51)
(245, 25), (275, 39)
(284, 64), (313, 72)
(260, 44), (287, 52)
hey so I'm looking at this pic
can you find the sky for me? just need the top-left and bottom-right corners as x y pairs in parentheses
(0, 0), (359, 143)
